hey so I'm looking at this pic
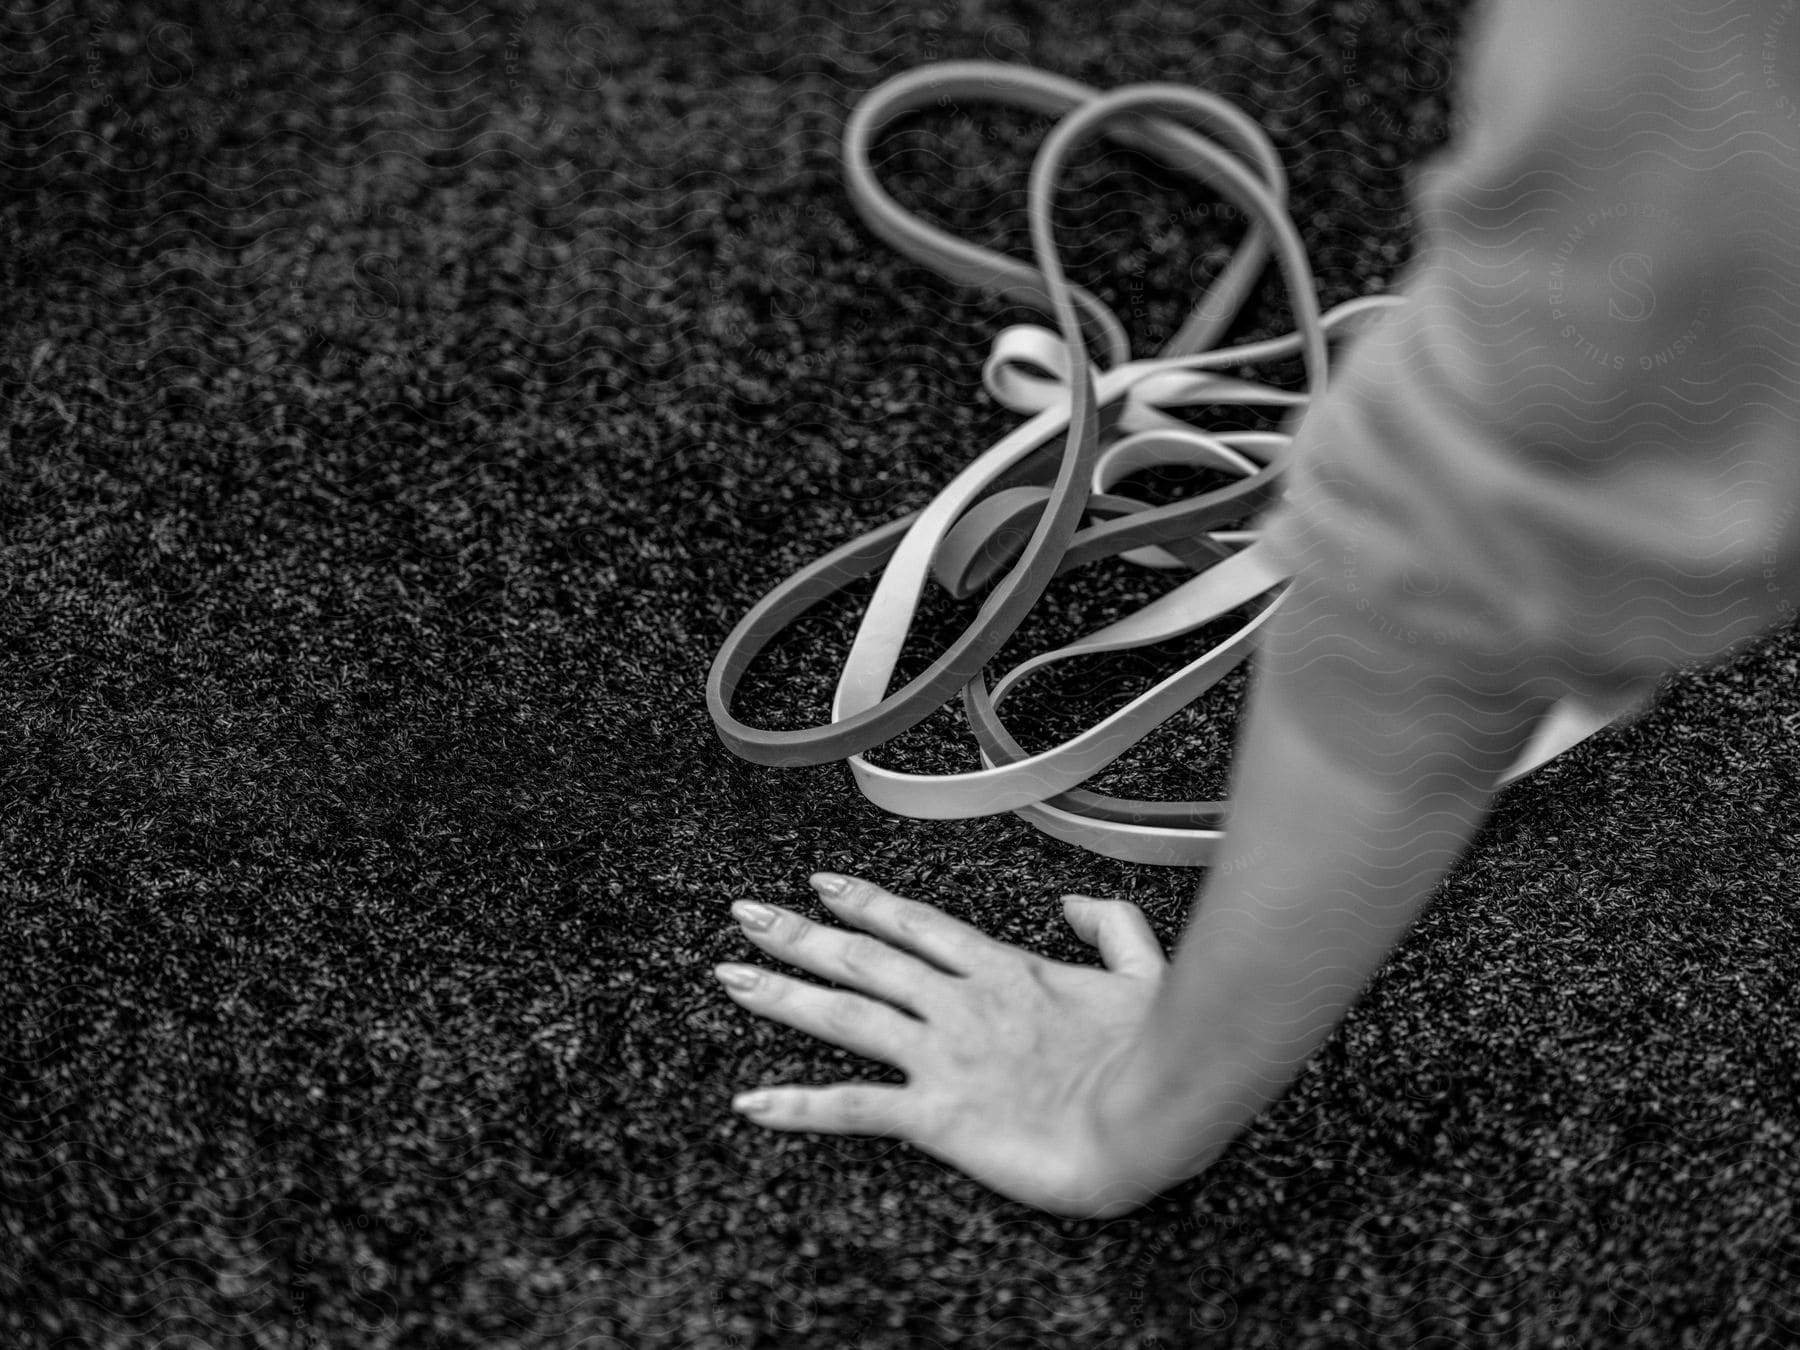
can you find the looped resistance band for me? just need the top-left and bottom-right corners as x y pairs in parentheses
(705, 61), (1620, 866)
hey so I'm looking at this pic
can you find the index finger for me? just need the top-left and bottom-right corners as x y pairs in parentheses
(808, 873), (994, 977)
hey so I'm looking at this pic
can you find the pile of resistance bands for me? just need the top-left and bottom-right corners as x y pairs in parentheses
(706, 62), (1617, 867)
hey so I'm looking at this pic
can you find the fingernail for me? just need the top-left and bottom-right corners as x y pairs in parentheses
(732, 901), (777, 931)
(714, 963), (761, 990)
(733, 1091), (771, 1114)
(810, 872), (849, 897)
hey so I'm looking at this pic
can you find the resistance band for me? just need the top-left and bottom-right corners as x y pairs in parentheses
(705, 61), (1618, 866)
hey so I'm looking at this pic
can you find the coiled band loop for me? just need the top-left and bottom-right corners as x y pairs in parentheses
(705, 62), (1616, 865)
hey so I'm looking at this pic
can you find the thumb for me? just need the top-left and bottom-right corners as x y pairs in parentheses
(1061, 895), (1166, 978)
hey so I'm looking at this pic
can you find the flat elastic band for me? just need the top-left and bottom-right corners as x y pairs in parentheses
(704, 61), (1620, 866)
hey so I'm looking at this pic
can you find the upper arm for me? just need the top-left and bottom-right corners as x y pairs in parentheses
(1259, 0), (1800, 714)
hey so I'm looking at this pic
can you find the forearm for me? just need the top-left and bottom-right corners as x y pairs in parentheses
(1117, 0), (1800, 1172)
(1122, 567), (1554, 1165)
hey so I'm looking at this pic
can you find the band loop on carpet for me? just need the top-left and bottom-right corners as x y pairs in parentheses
(705, 61), (1619, 865)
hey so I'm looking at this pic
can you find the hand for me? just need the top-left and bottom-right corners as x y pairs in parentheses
(712, 872), (1212, 1218)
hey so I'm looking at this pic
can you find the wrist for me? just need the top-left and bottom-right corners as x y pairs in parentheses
(1088, 1002), (1264, 1189)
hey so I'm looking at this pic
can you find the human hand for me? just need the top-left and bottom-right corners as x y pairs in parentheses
(713, 872), (1213, 1218)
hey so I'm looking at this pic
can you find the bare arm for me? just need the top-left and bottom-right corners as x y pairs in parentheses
(719, 0), (1800, 1219)
(1104, 0), (1800, 1179)
(1099, 567), (1555, 1177)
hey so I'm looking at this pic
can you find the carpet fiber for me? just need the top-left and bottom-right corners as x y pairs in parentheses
(2, 1), (1797, 1346)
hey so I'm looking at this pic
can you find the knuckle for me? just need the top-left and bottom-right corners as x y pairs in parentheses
(890, 903), (929, 944)
(821, 997), (866, 1040)
(1011, 948), (1050, 981)
(1012, 953), (1059, 1001)
(835, 934), (875, 980)
(836, 1087), (882, 1128)
(780, 914), (817, 953)
(836, 1089), (870, 1124)
(839, 876), (880, 910)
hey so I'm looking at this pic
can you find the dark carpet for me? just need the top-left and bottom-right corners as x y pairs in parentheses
(2, 0), (1797, 1346)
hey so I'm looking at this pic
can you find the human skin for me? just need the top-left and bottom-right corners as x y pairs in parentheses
(711, 563), (1556, 1218)
(710, 0), (1800, 1216)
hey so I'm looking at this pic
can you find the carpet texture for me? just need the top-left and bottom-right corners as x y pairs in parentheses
(2, 1), (1797, 1346)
